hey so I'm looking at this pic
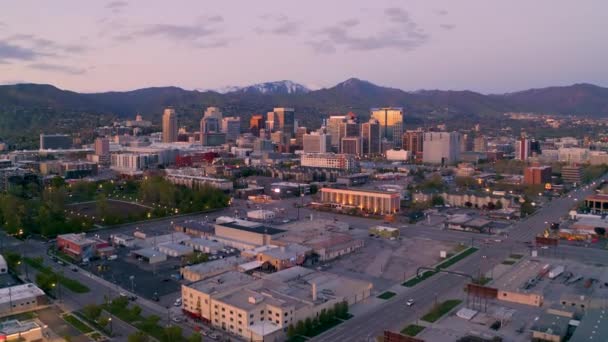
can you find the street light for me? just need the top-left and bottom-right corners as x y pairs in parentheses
(108, 317), (113, 336)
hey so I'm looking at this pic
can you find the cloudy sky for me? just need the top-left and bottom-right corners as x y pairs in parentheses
(1, 0), (606, 93)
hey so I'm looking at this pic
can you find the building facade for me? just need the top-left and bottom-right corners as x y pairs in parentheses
(422, 132), (461, 165)
(162, 108), (178, 143)
(360, 118), (381, 156)
(300, 153), (358, 171)
(320, 188), (400, 215)
(370, 107), (404, 148)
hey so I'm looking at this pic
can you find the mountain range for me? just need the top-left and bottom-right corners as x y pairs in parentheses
(0, 78), (607, 147)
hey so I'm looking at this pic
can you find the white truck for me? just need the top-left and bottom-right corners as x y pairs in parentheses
(548, 265), (564, 279)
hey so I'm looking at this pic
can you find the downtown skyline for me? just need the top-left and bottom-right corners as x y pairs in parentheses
(1, 0), (607, 93)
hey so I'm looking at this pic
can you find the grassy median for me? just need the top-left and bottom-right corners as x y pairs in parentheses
(377, 291), (397, 300)
(401, 324), (425, 336)
(421, 300), (462, 323)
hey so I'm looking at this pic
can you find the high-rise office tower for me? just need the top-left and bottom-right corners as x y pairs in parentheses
(327, 115), (347, 148)
(267, 108), (295, 139)
(94, 137), (110, 156)
(403, 130), (424, 162)
(515, 137), (531, 160)
(341, 137), (361, 156)
(162, 108), (178, 143)
(295, 127), (308, 147)
(200, 107), (225, 146)
(370, 107), (404, 148)
(221, 117), (241, 142)
(249, 114), (265, 136)
(361, 118), (381, 156)
(422, 132), (461, 165)
(302, 131), (331, 153)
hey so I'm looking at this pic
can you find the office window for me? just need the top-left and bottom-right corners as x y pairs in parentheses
(275, 313), (279, 317)
(238, 313), (242, 318)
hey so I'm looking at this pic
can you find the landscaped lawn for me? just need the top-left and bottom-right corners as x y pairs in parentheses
(63, 314), (93, 334)
(421, 300), (462, 323)
(502, 260), (516, 265)
(401, 324), (425, 336)
(378, 291), (397, 300)
(509, 254), (524, 259)
(402, 247), (478, 287)
(474, 277), (492, 285)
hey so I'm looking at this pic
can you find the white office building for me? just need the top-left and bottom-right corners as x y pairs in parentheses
(422, 132), (461, 165)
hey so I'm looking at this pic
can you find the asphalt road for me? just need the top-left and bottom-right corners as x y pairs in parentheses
(311, 178), (607, 342)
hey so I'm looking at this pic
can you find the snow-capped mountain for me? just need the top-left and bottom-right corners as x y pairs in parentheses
(215, 80), (311, 95)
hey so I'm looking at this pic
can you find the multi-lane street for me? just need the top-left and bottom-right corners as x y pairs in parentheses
(312, 179), (607, 342)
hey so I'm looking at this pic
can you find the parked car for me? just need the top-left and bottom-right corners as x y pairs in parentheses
(406, 299), (415, 306)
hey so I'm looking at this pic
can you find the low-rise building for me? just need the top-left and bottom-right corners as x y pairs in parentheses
(131, 247), (167, 264)
(183, 238), (224, 254)
(319, 188), (400, 215)
(164, 168), (233, 191)
(181, 267), (372, 341)
(214, 219), (287, 249)
(413, 191), (512, 210)
(181, 256), (248, 282)
(584, 194), (608, 215)
(300, 153), (359, 172)
(0, 284), (47, 317)
(530, 311), (569, 342)
(174, 221), (215, 238)
(336, 173), (370, 186)
(158, 243), (194, 257)
(249, 244), (311, 271)
(56, 233), (111, 261)
(269, 182), (310, 198)
(0, 319), (43, 341)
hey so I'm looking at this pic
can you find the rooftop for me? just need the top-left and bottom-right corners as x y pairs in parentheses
(58, 233), (97, 246)
(0, 284), (45, 304)
(570, 309), (608, 341)
(188, 271), (255, 295)
(216, 222), (286, 236)
(158, 242), (193, 254)
(182, 256), (247, 276)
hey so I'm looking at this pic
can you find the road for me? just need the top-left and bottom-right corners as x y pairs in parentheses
(311, 178), (607, 342)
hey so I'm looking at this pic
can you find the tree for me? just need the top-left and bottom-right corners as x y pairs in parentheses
(319, 309), (329, 325)
(595, 227), (607, 237)
(128, 331), (150, 342)
(287, 324), (296, 338)
(431, 195), (445, 207)
(187, 332), (202, 342)
(162, 326), (183, 342)
(304, 317), (313, 336)
(82, 304), (102, 321)
(312, 316), (319, 328)
(295, 320), (305, 336)
(97, 316), (110, 328)
(464, 201), (473, 208)
(495, 200), (503, 210)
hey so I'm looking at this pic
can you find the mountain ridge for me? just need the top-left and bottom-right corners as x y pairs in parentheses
(1, 78), (607, 148)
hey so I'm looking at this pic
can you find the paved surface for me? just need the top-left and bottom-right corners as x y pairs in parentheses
(311, 177), (608, 342)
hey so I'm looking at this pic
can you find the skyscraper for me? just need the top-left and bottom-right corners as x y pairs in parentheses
(302, 131), (331, 153)
(403, 130), (424, 162)
(200, 107), (225, 146)
(361, 118), (381, 156)
(515, 137), (531, 161)
(422, 132), (461, 165)
(249, 114), (265, 136)
(162, 108), (178, 143)
(221, 117), (241, 142)
(370, 107), (404, 148)
(268, 108), (295, 139)
(327, 115), (347, 148)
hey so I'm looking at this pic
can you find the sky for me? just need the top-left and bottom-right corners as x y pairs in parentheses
(0, 0), (607, 93)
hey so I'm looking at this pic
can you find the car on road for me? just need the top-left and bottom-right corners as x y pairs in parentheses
(172, 317), (182, 323)
(70, 266), (78, 272)
(56, 260), (66, 266)
(208, 333), (219, 340)
(406, 299), (415, 306)
(174, 298), (182, 307)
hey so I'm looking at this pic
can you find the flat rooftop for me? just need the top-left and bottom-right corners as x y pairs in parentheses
(216, 222), (285, 236)
(182, 256), (247, 276)
(0, 284), (45, 304)
(188, 271), (255, 295)
(570, 309), (608, 341)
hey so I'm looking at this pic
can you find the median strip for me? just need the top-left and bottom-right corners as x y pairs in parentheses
(402, 247), (478, 287)
(401, 324), (425, 336)
(377, 291), (397, 300)
(421, 299), (462, 323)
